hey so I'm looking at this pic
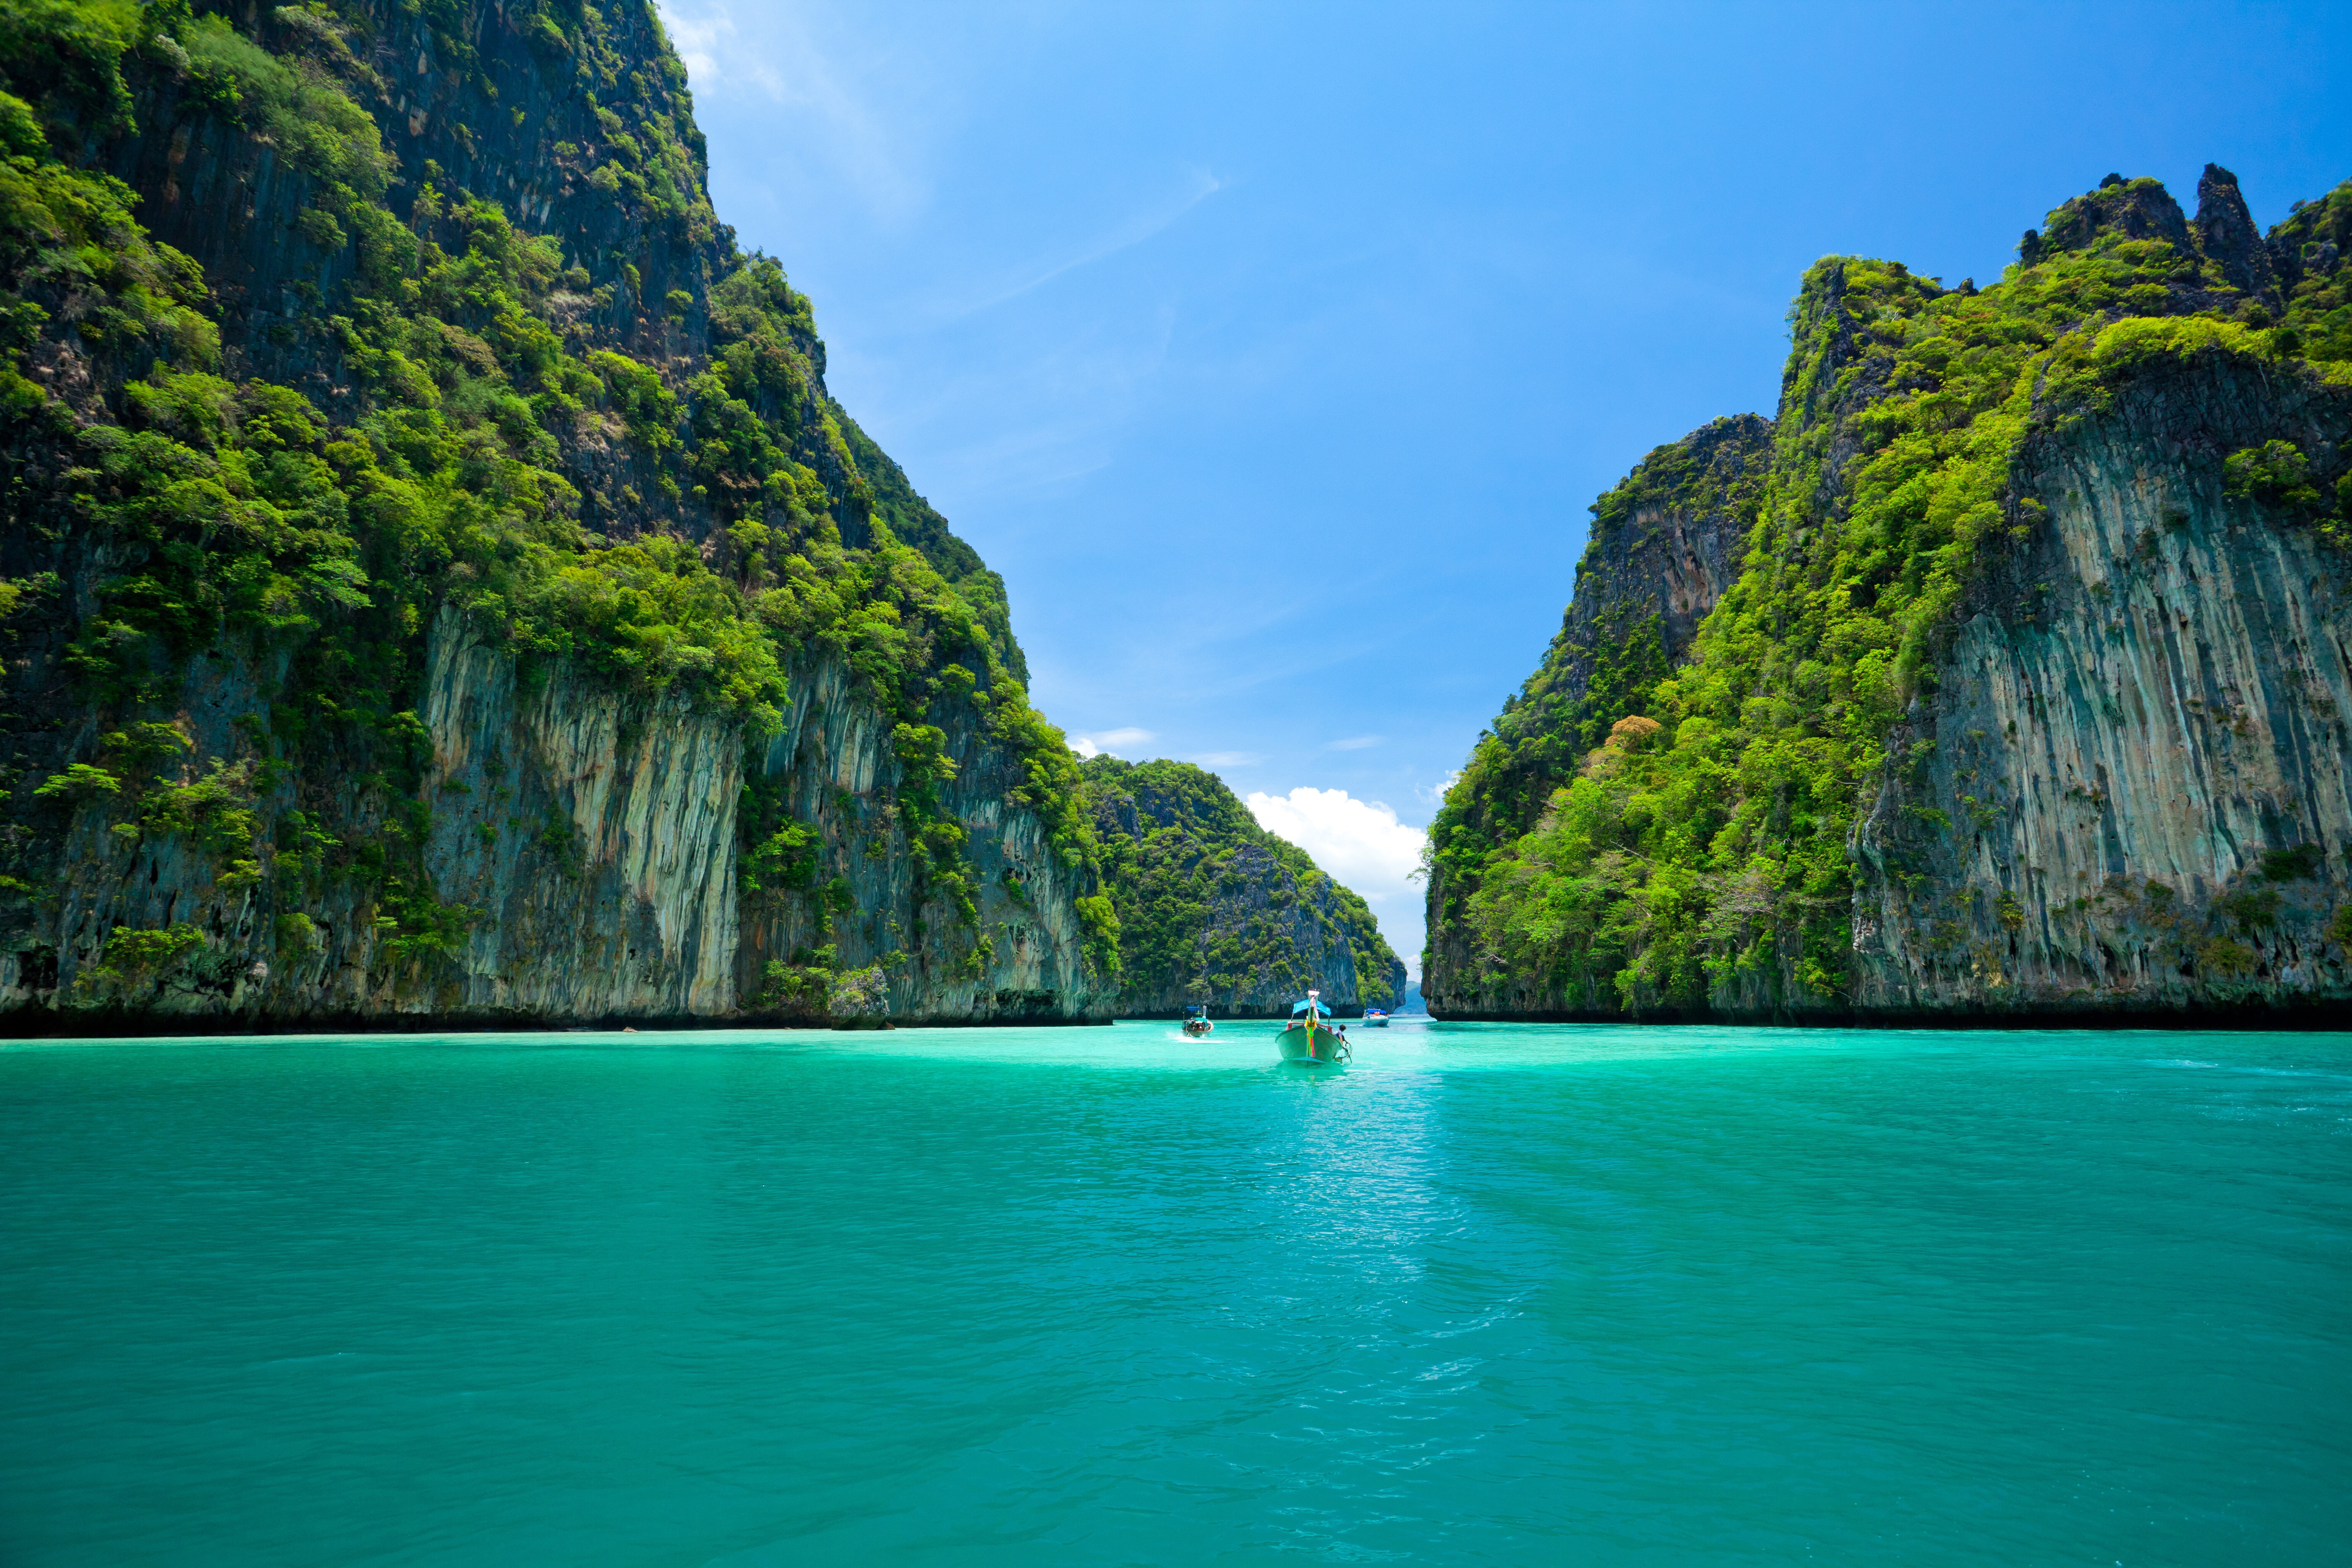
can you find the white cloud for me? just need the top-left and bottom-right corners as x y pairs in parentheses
(1068, 726), (1155, 759)
(1246, 786), (1426, 907)
(1324, 734), (1383, 750)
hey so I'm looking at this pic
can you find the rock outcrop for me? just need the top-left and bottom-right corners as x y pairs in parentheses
(1421, 415), (1770, 1006)
(1555, 414), (1776, 703)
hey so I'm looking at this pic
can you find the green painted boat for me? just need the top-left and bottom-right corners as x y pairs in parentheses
(1278, 991), (1350, 1066)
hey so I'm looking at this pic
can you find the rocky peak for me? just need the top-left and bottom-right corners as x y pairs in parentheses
(2192, 162), (2278, 300)
(2028, 175), (2192, 261)
(2266, 179), (2352, 293)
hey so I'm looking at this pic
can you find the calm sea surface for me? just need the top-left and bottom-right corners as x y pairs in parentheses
(2, 1020), (2347, 1565)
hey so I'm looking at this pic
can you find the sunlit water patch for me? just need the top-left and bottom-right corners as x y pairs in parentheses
(3, 1020), (2347, 1565)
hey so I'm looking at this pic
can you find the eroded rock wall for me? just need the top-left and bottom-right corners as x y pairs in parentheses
(737, 659), (1116, 1024)
(0, 607), (739, 1024)
(1852, 356), (2352, 1018)
(0, 607), (1117, 1030)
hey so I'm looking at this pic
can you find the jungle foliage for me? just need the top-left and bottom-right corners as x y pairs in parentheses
(1431, 418), (1770, 924)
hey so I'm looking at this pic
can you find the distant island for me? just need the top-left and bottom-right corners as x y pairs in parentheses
(1081, 756), (1404, 1016)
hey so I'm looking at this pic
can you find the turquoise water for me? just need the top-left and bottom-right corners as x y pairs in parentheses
(2, 1021), (2347, 1565)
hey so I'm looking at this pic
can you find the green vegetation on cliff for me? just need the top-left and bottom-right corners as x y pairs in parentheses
(1564, 425), (1766, 750)
(1081, 756), (1401, 1012)
(1429, 169), (2352, 1016)
(1430, 416), (1769, 930)
(0, 0), (1116, 996)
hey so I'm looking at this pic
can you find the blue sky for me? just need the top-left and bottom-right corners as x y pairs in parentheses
(657, 0), (2352, 970)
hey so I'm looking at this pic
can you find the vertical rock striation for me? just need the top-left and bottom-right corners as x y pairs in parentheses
(1851, 353), (2352, 1016)
(732, 656), (1116, 1024)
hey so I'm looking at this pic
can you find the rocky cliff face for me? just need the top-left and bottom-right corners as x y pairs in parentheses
(1081, 756), (1406, 1016)
(0, 603), (738, 1023)
(0, 0), (1114, 1032)
(0, 568), (1117, 1031)
(735, 656), (1114, 1024)
(1425, 165), (2352, 1024)
(1851, 352), (2352, 1017)
(1543, 414), (1774, 724)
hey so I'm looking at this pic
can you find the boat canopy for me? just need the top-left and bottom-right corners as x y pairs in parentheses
(1184, 1004), (1209, 1017)
(1289, 997), (1323, 1016)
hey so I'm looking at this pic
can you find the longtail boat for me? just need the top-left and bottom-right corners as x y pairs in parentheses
(1181, 1005), (1214, 1037)
(1279, 990), (1349, 1065)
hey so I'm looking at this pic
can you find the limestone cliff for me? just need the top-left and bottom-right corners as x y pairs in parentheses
(1081, 756), (1406, 1016)
(1849, 349), (2352, 1017)
(1426, 166), (2352, 1024)
(1543, 415), (1775, 732)
(0, 0), (1115, 1031)
(734, 655), (1114, 1024)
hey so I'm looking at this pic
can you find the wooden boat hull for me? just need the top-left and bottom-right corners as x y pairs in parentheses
(1279, 1023), (1346, 1065)
(1182, 1019), (1212, 1036)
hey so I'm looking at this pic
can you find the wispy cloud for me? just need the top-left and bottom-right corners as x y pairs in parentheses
(1068, 726), (1156, 759)
(657, 0), (926, 221)
(1412, 771), (1463, 806)
(1189, 751), (1264, 769)
(877, 301), (1181, 507)
(1324, 734), (1383, 751)
(944, 165), (1223, 320)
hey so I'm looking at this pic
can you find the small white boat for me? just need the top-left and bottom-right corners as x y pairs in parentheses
(1361, 1008), (1390, 1026)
